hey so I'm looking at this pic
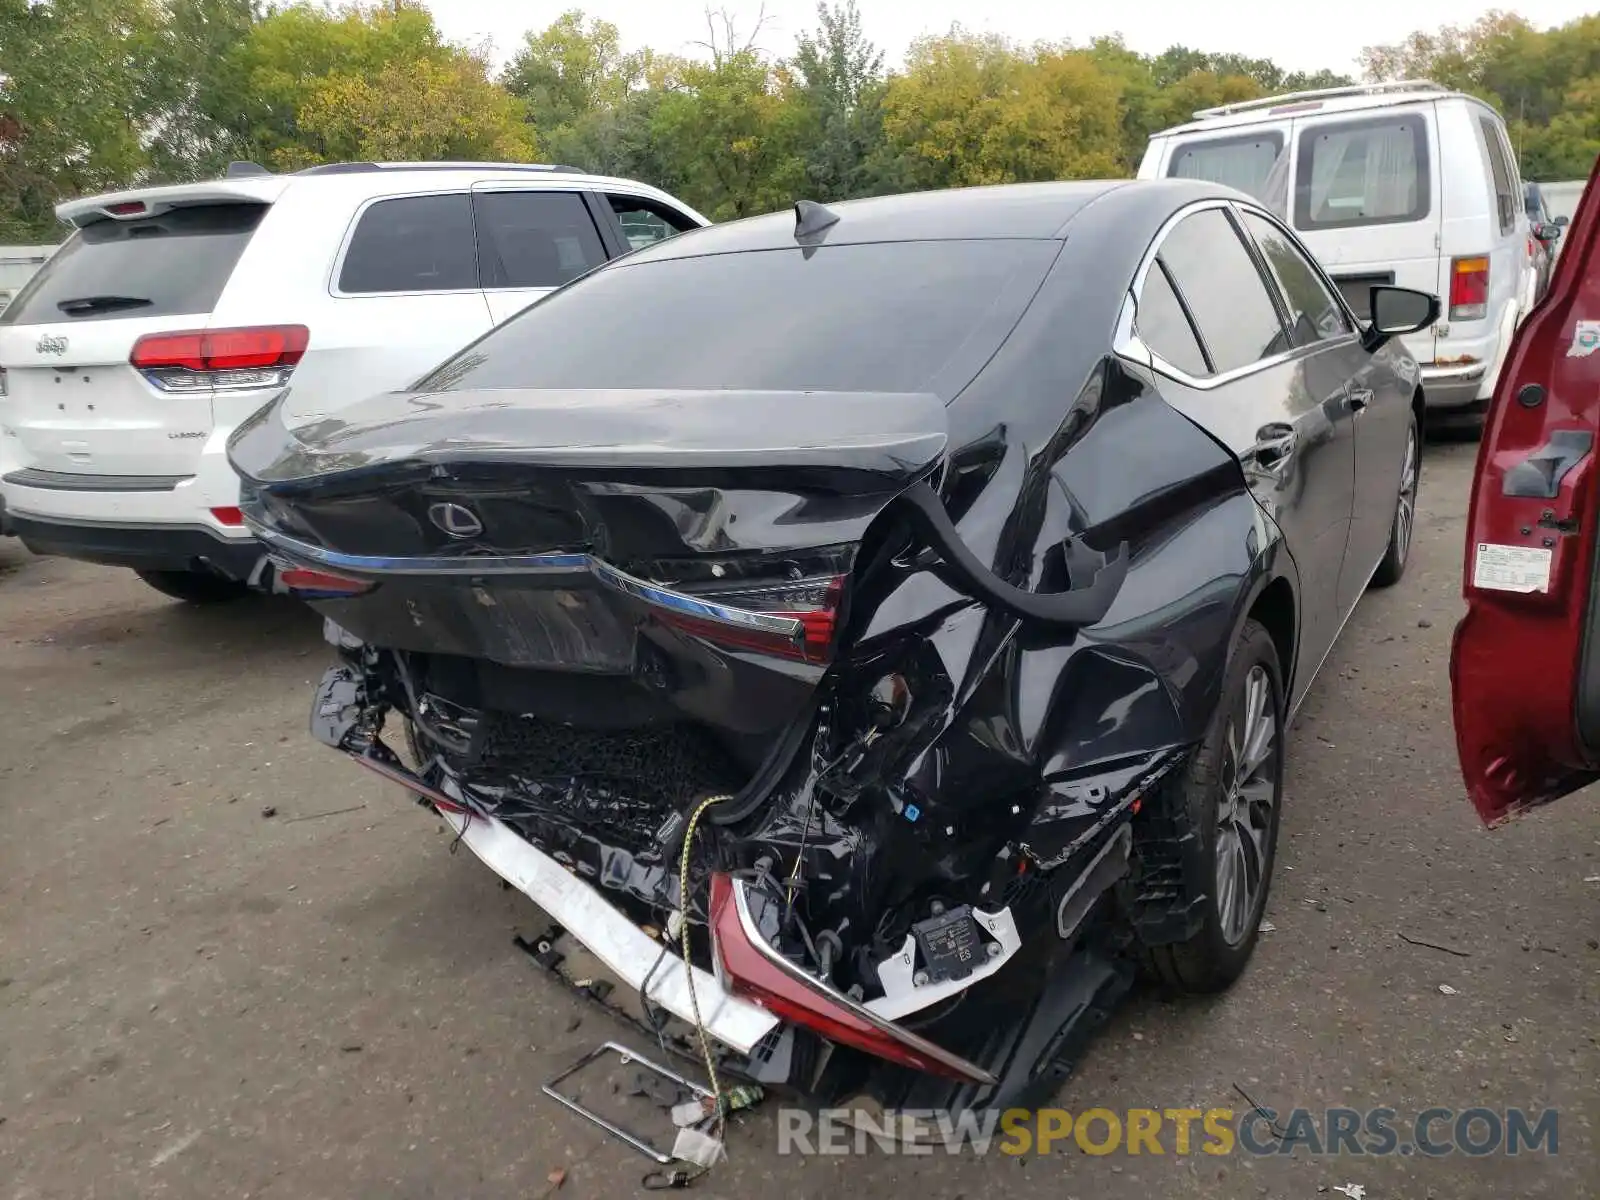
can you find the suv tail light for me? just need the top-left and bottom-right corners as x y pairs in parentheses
(132, 325), (309, 392)
(1450, 256), (1490, 321)
(665, 574), (844, 663)
(707, 874), (997, 1084)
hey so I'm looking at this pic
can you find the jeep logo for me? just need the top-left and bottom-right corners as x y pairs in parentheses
(36, 334), (68, 356)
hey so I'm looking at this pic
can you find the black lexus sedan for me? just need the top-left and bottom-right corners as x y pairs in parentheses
(230, 179), (1437, 1112)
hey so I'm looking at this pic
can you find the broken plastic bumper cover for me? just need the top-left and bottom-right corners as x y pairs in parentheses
(710, 874), (999, 1086)
(344, 745), (992, 1082)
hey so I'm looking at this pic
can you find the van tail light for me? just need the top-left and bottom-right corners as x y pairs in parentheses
(662, 574), (844, 663)
(707, 873), (997, 1084)
(210, 506), (245, 527)
(132, 325), (309, 393)
(1449, 256), (1490, 321)
(277, 565), (374, 598)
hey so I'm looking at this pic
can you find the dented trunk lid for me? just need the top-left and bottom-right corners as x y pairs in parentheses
(230, 385), (948, 739)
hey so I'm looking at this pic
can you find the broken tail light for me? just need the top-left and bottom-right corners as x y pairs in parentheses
(277, 565), (374, 598)
(664, 574), (844, 664)
(708, 873), (997, 1085)
(1450, 256), (1490, 321)
(132, 325), (309, 393)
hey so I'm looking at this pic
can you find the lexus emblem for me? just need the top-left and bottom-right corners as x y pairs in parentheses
(428, 501), (484, 539)
(36, 334), (68, 356)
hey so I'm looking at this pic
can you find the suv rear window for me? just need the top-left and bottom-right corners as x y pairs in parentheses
(0, 204), (266, 326)
(1295, 114), (1430, 230)
(414, 240), (1059, 401)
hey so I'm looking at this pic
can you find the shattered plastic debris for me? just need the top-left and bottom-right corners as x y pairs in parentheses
(1332, 1186), (1367, 1200)
(1258, 920), (1276, 933)
(670, 1127), (726, 1167)
(1437, 984), (1459, 995)
(1584, 875), (1600, 883)
(673, 1084), (765, 1127)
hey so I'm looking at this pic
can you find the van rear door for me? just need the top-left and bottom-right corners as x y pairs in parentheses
(1288, 103), (1443, 352)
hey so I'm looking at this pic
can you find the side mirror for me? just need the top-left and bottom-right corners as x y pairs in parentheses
(1534, 221), (1561, 242)
(1363, 285), (1440, 351)
(1555, 214), (1570, 227)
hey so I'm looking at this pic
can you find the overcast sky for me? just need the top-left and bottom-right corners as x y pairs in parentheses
(428, 0), (1596, 75)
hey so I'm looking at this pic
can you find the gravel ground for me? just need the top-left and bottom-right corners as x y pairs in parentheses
(1, 438), (1596, 1199)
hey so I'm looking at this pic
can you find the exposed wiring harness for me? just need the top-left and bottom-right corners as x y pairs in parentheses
(642, 791), (734, 1190)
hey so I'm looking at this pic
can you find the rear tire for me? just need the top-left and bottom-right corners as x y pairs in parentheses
(135, 568), (252, 604)
(1142, 618), (1285, 994)
(1369, 409), (1420, 589)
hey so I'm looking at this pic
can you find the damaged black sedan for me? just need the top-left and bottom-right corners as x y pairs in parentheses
(229, 179), (1437, 1112)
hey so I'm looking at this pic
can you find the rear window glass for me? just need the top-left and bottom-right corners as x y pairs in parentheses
(1295, 115), (1430, 230)
(0, 204), (265, 326)
(1168, 132), (1285, 200)
(338, 193), (478, 294)
(416, 240), (1058, 400)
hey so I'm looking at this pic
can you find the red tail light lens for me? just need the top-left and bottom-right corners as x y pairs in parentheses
(666, 574), (844, 663)
(277, 566), (373, 597)
(1450, 256), (1489, 320)
(132, 325), (309, 392)
(708, 874), (995, 1084)
(210, 506), (245, 527)
(105, 200), (148, 216)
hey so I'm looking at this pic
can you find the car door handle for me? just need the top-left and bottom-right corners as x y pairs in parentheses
(1343, 387), (1374, 413)
(1247, 424), (1297, 470)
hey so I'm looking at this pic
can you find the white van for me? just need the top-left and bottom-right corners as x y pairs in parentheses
(1138, 80), (1535, 422)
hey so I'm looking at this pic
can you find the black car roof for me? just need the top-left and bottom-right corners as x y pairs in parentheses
(627, 178), (1251, 262)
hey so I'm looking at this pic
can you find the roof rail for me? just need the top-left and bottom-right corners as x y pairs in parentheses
(1192, 79), (1449, 120)
(292, 161), (587, 177)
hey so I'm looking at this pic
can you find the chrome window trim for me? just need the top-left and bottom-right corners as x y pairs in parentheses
(1119, 197), (1361, 392)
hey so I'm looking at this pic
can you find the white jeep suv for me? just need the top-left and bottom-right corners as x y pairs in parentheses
(0, 161), (709, 600)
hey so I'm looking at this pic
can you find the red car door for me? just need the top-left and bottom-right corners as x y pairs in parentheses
(1453, 153), (1600, 825)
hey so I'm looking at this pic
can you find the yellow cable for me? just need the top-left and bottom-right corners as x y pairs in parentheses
(677, 791), (733, 1176)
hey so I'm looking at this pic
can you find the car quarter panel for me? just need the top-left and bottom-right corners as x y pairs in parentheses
(843, 191), (1295, 878)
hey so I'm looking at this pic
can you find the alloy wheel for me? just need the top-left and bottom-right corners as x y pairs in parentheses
(1215, 664), (1278, 945)
(1394, 424), (1419, 567)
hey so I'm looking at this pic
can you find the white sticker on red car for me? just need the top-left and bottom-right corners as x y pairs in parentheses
(1472, 542), (1553, 593)
(1567, 320), (1600, 357)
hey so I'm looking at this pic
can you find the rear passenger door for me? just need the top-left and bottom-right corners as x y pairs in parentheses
(1131, 202), (1359, 704)
(287, 191), (493, 429)
(471, 186), (611, 324)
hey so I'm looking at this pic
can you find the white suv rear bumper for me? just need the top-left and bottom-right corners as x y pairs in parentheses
(0, 431), (262, 579)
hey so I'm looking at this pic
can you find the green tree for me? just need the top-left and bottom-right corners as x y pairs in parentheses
(223, 0), (457, 168)
(297, 55), (533, 165)
(878, 30), (1125, 191)
(502, 10), (637, 135)
(650, 49), (805, 219)
(0, 0), (164, 239)
(789, 0), (885, 200)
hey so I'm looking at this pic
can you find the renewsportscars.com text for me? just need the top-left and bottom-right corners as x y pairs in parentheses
(776, 1106), (1559, 1157)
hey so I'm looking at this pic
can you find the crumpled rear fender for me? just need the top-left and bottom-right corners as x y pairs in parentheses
(817, 356), (1286, 920)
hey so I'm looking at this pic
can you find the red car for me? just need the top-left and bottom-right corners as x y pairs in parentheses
(1453, 155), (1600, 824)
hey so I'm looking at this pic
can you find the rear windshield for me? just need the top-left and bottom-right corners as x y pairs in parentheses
(1168, 132), (1285, 200)
(1294, 115), (1430, 230)
(414, 240), (1058, 400)
(0, 203), (266, 326)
